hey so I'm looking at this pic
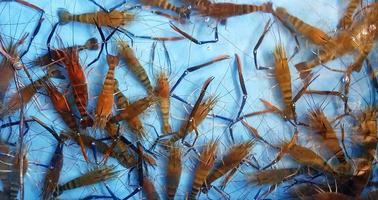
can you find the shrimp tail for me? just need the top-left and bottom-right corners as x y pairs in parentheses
(84, 38), (99, 50)
(58, 8), (72, 25)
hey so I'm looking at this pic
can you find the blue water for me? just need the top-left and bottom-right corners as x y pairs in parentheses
(0, 0), (376, 199)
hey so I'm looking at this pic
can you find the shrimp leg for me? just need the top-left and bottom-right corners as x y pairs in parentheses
(170, 22), (219, 45)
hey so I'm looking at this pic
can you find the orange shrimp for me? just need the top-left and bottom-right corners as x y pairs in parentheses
(58, 9), (135, 28)
(55, 48), (93, 127)
(190, 141), (218, 199)
(94, 55), (119, 129)
(166, 145), (182, 199)
(44, 81), (89, 162)
(109, 96), (155, 124)
(274, 45), (295, 120)
(168, 96), (216, 145)
(274, 7), (331, 46)
(186, 0), (272, 20)
(113, 80), (145, 138)
(0, 69), (64, 117)
(287, 143), (335, 174)
(204, 141), (254, 190)
(307, 108), (347, 165)
(155, 72), (172, 134)
(248, 168), (300, 186)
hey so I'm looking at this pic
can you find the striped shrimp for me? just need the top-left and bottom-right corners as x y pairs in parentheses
(274, 7), (331, 46)
(54, 166), (118, 196)
(94, 55), (119, 129)
(203, 141), (254, 190)
(155, 72), (172, 134)
(117, 40), (154, 94)
(274, 45), (295, 120)
(190, 141), (218, 199)
(185, 0), (272, 20)
(58, 9), (135, 28)
(44, 81), (89, 162)
(166, 145), (182, 199)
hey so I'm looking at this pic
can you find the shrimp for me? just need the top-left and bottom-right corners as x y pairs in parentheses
(259, 47), (318, 122)
(113, 79), (145, 138)
(204, 141), (254, 190)
(140, 0), (190, 17)
(155, 72), (172, 134)
(287, 143), (335, 174)
(274, 45), (295, 120)
(117, 40), (154, 94)
(33, 37), (99, 67)
(44, 81), (89, 162)
(186, 0), (272, 20)
(248, 168), (300, 186)
(168, 96), (216, 145)
(166, 77), (215, 146)
(58, 9), (135, 28)
(55, 166), (118, 196)
(307, 108), (347, 164)
(54, 48), (93, 127)
(109, 96), (155, 124)
(0, 69), (64, 117)
(190, 141), (218, 199)
(166, 145), (182, 200)
(274, 7), (331, 46)
(94, 55), (119, 129)
(42, 135), (65, 200)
